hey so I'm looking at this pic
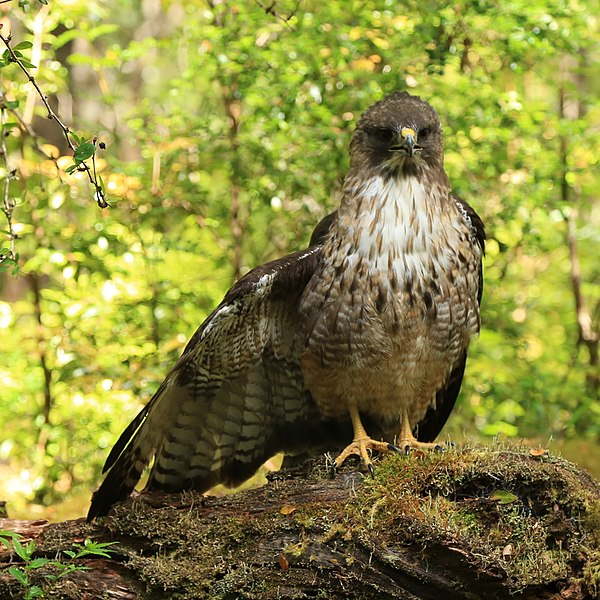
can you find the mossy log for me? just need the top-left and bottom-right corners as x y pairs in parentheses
(1, 446), (599, 599)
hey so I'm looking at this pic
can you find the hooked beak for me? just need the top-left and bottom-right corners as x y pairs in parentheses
(389, 127), (417, 158)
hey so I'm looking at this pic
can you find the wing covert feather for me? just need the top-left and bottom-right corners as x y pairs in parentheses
(87, 245), (323, 520)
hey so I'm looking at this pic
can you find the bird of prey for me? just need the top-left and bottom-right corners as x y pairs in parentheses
(88, 91), (485, 520)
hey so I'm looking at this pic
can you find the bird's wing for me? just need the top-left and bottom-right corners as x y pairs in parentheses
(309, 210), (337, 245)
(88, 241), (326, 520)
(415, 194), (485, 442)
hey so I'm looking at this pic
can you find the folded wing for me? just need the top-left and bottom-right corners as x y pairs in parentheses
(87, 239), (326, 520)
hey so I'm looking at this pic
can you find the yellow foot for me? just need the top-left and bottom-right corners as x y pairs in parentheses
(334, 437), (397, 476)
(396, 437), (448, 455)
(396, 406), (450, 456)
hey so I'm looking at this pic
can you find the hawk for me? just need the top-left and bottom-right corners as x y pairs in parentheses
(88, 91), (485, 520)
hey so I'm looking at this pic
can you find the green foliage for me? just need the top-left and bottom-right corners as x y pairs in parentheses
(0, 530), (115, 599)
(0, 0), (598, 518)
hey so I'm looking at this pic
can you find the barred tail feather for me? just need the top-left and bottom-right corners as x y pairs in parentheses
(101, 402), (152, 474)
(87, 433), (153, 520)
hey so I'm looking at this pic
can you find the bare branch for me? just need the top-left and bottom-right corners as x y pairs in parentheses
(565, 208), (598, 345)
(559, 78), (599, 394)
(0, 93), (18, 263)
(254, 0), (301, 28)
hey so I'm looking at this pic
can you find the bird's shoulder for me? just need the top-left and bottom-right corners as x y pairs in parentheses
(179, 242), (326, 361)
(451, 193), (486, 253)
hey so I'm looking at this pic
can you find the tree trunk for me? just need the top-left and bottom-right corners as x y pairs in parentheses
(1, 447), (598, 599)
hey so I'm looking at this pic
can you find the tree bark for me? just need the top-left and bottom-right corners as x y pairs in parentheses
(1, 447), (598, 599)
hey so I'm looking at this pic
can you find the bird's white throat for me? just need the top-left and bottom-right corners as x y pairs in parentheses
(340, 174), (456, 281)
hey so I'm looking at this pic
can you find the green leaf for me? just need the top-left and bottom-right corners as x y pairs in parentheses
(8, 567), (28, 585)
(490, 489), (518, 505)
(74, 142), (95, 161)
(12, 538), (31, 560)
(2, 122), (19, 130)
(39, 0), (49, 5)
(25, 587), (44, 600)
(78, 539), (118, 558)
(0, 530), (21, 540)
(53, 29), (80, 50)
(19, 60), (37, 69)
(28, 557), (50, 569)
(5, 100), (19, 109)
(0, 536), (14, 550)
(13, 42), (33, 50)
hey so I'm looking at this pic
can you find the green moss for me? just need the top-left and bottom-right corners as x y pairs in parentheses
(93, 444), (598, 598)
(103, 499), (269, 598)
(349, 444), (600, 593)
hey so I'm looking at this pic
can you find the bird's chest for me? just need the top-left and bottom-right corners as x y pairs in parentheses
(299, 177), (481, 419)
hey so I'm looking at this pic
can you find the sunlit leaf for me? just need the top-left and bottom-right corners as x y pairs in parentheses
(73, 142), (96, 161)
(490, 490), (518, 505)
(13, 42), (33, 50)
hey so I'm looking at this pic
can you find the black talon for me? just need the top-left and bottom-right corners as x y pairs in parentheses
(434, 444), (445, 453)
(403, 445), (411, 456)
(387, 443), (401, 453)
(367, 463), (375, 478)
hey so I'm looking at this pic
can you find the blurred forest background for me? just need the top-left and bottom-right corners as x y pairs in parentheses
(0, 0), (598, 521)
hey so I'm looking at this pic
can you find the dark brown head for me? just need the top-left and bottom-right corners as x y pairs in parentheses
(349, 91), (444, 178)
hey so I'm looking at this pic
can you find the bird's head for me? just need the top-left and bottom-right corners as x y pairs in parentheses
(349, 91), (444, 178)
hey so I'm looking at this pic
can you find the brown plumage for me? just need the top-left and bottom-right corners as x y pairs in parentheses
(88, 91), (485, 520)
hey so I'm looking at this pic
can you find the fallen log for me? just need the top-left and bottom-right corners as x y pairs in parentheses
(1, 446), (599, 599)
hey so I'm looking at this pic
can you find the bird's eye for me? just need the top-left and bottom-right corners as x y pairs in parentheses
(419, 126), (432, 141)
(374, 128), (395, 143)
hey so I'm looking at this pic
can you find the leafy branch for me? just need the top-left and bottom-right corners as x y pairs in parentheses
(0, 25), (107, 208)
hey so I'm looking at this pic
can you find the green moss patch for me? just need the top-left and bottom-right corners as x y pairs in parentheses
(87, 444), (600, 598)
(351, 445), (600, 594)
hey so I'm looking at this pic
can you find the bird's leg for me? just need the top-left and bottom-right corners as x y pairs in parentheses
(334, 404), (396, 474)
(397, 407), (444, 454)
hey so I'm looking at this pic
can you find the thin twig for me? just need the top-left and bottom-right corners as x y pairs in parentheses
(254, 0), (301, 28)
(0, 28), (108, 208)
(0, 94), (18, 262)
